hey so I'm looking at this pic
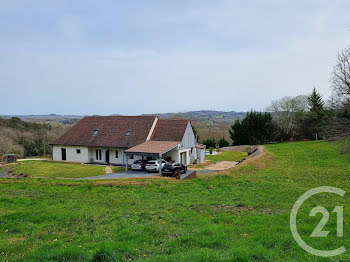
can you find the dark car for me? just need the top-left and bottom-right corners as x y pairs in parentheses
(131, 160), (148, 171)
(161, 162), (187, 177)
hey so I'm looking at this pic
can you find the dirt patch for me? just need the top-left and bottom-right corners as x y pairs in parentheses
(9, 237), (28, 243)
(213, 204), (287, 215)
(205, 161), (238, 170)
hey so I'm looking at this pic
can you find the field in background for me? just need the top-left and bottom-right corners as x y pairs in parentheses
(12, 161), (106, 178)
(1, 141), (350, 261)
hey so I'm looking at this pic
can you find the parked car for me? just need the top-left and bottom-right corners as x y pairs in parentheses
(146, 159), (167, 172)
(162, 162), (187, 177)
(131, 160), (148, 171)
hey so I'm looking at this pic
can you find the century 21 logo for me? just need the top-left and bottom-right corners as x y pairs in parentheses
(290, 186), (346, 257)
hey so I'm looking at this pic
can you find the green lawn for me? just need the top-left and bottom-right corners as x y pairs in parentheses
(12, 161), (106, 178)
(190, 151), (247, 168)
(111, 166), (126, 173)
(1, 141), (350, 261)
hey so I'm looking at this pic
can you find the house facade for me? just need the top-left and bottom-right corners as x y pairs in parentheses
(50, 116), (205, 167)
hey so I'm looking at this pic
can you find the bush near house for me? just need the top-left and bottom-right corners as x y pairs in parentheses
(202, 138), (216, 148)
(218, 137), (229, 148)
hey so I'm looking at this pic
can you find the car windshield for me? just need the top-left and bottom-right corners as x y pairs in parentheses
(147, 161), (157, 164)
(133, 160), (141, 164)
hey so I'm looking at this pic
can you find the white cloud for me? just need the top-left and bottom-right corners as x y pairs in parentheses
(0, 0), (349, 114)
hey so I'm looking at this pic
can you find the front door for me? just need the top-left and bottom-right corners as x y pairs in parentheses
(105, 150), (110, 163)
(61, 148), (66, 161)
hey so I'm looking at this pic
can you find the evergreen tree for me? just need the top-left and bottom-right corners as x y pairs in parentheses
(230, 111), (276, 145)
(308, 88), (325, 137)
(308, 88), (324, 114)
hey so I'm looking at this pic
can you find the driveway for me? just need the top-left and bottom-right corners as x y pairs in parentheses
(82, 171), (159, 180)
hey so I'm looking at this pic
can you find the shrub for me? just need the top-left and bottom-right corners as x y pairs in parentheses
(202, 138), (216, 148)
(218, 137), (229, 148)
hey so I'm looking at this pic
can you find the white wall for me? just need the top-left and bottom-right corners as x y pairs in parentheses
(178, 122), (197, 164)
(88, 148), (128, 165)
(197, 148), (206, 163)
(52, 145), (89, 163)
(88, 148), (104, 163)
(179, 148), (191, 165)
(180, 122), (196, 148)
(163, 147), (180, 162)
(108, 149), (123, 165)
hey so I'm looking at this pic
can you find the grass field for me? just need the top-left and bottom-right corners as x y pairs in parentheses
(112, 166), (126, 173)
(12, 161), (106, 178)
(1, 141), (350, 261)
(190, 151), (247, 169)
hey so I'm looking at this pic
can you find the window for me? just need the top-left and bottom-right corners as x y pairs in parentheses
(93, 129), (99, 136)
(115, 150), (118, 158)
(129, 154), (134, 159)
(125, 129), (132, 136)
(96, 149), (102, 160)
(77, 149), (81, 154)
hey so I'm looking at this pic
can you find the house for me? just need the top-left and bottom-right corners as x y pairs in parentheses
(50, 116), (205, 171)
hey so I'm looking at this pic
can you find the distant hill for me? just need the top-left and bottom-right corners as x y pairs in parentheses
(1, 114), (84, 125)
(2, 110), (246, 126)
(149, 110), (246, 126)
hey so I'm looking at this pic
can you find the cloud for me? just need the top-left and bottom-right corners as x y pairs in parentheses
(0, 0), (349, 115)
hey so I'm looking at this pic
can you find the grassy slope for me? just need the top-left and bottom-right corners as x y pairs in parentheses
(190, 151), (247, 169)
(13, 161), (105, 178)
(0, 141), (350, 261)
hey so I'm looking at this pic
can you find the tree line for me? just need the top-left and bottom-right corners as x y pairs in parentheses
(0, 117), (68, 157)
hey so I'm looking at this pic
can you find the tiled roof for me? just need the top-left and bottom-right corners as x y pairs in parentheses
(125, 141), (180, 154)
(50, 116), (156, 148)
(150, 119), (188, 142)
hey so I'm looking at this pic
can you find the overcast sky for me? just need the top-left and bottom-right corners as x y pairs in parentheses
(1, 0), (350, 115)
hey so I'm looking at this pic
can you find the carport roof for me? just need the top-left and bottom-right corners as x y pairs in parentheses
(125, 141), (180, 155)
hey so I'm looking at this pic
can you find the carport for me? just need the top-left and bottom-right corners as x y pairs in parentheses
(124, 141), (180, 174)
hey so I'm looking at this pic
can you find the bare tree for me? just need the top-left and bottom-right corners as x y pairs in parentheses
(332, 47), (350, 100)
(266, 95), (309, 140)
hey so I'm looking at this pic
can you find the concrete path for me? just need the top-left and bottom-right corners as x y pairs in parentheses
(17, 158), (49, 161)
(82, 171), (161, 180)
